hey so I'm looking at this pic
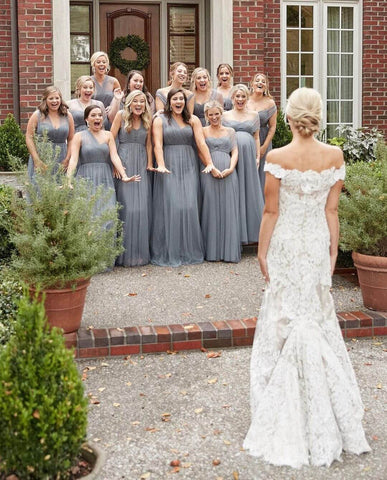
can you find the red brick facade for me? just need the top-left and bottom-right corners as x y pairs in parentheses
(0, 0), (385, 136)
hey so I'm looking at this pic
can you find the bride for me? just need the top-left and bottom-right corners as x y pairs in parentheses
(243, 87), (371, 468)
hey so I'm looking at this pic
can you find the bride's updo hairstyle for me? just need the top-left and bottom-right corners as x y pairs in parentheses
(286, 87), (322, 137)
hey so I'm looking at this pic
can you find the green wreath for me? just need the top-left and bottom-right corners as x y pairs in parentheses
(109, 35), (151, 75)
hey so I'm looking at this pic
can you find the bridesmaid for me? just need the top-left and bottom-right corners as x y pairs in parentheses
(123, 70), (156, 114)
(155, 62), (194, 114)
(151, 88), (220, 267)
(67, 76), (106, 132)
(111, 90), (153, 266)
(201, 101), (241, 262)
(216, 63), (234, 111)
(26, 85), (74, 177)
(247, 73), (277, 190)
(190, 67), (224, 126)
(67, 105), (139, 220)
(223, 84), (264, 244)
(90, 51), (123, 129)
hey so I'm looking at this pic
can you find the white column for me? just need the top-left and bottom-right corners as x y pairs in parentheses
(210, 0), (233, 78)
(52, 0), (71, 100)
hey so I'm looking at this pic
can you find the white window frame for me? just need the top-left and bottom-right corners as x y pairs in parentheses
(280, 0), (362, 130)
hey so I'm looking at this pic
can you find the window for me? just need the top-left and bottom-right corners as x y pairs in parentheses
(282, 1), (361, 135)
(70, 2), (93, 93)
(168, 5), (199, 81)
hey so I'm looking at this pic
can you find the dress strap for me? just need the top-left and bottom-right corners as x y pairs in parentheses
(333, 164), (346, 181)
(264, 162), (286, 179)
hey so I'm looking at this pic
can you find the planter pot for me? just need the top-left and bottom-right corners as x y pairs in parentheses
(81, 442), (106, 479)
(352, 252), (387, 311)
(29, 278), (91, 333)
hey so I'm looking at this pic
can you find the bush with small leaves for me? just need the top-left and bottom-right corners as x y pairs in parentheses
(0, 113), (29, 171)
(0, 184), (17, 264)
(272, 109), (292, 149)
(0, 267), (23, 348)
(0, 293), (88, 479)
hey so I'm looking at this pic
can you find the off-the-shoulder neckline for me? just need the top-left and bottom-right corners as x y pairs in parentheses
(265, 162), (345, 174)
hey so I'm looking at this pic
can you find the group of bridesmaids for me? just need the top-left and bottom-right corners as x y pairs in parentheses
(26, 52), (278, 268)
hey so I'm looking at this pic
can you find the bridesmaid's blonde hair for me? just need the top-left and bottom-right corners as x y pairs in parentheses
(204, 100), (224, 120)
(90, 51), (110, 73)
(122, 90), (152, 132)
(286, 87), (322, 137)
(230, 84), (250, 100)
(74, 76), (95, 98)
(190, 67), (212, 92)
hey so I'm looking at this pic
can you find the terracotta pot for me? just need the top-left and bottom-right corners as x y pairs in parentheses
(29, 278), (91, 333)
(352, 252), (387, 311)
(81, 442), (106, 479)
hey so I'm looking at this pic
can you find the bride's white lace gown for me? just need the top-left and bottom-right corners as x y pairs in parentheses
(243, 163), (370, 468)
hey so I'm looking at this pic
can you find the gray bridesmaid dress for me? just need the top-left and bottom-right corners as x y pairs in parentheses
(27, 111), (69, 178)
(151, 114), (203, 267)
(258, 104), (277, 191)
(75, 130), (116, 219)
(67, 99), (106, 132)
(115, 119), (150, 266)
(92, 75), (116, 129)
(201, 129), (241, 262)
(223, 114), (264, 244)
(155, 89), (194, 109)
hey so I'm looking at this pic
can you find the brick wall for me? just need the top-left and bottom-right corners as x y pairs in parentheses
(17, 0), (54, 128)
(0, 0), (14, 121)
(232, 0), (281, 109)
(362, 0), (387, 137)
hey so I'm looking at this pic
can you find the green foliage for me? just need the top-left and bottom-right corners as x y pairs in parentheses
(339, 145), (387, 256)
(272, 109), (292, 148)
(8, 134), (123, 288)
(0, 293), (88, 479)
(0, 184), (17, 263)
(0, 114), (29, 171)
(0, 267), (23, 347)
(328, 125), (383, 164)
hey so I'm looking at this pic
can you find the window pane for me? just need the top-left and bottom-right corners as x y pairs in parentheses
(327, 31), (339, 52)
(287, 54), (299, 75)
(341, 78), (353, 99)
(327, 78), (339, 99)
(70, 6), (89, 32)
(71, 35), (90, 62)
(287, 5), (299, 27)
(341, 101), (353, 123)
(342, 8), (353, 29)
(341, 54), (353, 75)
(327, 101), (339, 123)
(71, 64), (90, 90)
(286, 77), (299, 97)
(301, 54), (313, 75)
(170, 37), (196, 63)
(341, 31), (353, 53)
(301, 6), (313, 28)
(301, 30), (313, 52)
(305, 77), (313, 88)
(169, 7), (196, 33)
(327, 124), (339, 138)
(327, 54), (339, 75)
(328, 7), (340, 28)
(287, 30), (299, 51)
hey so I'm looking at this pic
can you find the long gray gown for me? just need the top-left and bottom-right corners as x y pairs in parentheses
(223, 114), (264, 244)
(92, 75), (116, 129)
(155, 89), (194, 109)
(115, 119), (150, 266)
(150, 114), (203, 267)
(200, 130), (241, 262)
(28, 111), (70, 178)
(75, 129), (116, 220)
(67, 99), (106, 132)
(258, 104), (277, 191)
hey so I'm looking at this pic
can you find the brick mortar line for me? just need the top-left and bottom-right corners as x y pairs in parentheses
(65, 311), (387, 358)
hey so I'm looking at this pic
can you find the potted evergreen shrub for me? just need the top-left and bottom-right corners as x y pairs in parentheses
(339, 139), (387, 311)
(0, 292), (105, 479)
(6, 134), (123, 332)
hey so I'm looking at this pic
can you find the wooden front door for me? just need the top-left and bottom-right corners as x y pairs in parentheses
(99, 3), (160, 96)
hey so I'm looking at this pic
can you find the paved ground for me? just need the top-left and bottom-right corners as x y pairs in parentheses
(78, 337), (386, 480)
(82, 251), (363, 329)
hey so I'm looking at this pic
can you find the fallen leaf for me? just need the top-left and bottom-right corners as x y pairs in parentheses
(195, 408), (204, 414)
(140, 473), (151, 479)
(93, 438), (101, 442)
(364, 363), (373, 366)
(167, 350), (178, 355)
(170, 449), (179, 454)
(98, 387), (106, 392)
(182, 463), (192, 468)
(233, 472), (239, 480)
(126, 382), (132, 387)
(145, 427), (159, 433)
(101, 362), (109, 367)
(141, 273), (147, 277)
(32, 410), (40, 419)
(207, 378), (218, 384)
(127, 292), (137, 296)
(201, 347), (208, 352)
(207, 351), (222, 358)
(184, 274), (190, 278)
(222, 404), (231, 408)
(224, 440), (231, 445)
(213, 429), (222, 435)
(169, 467), (180, 474)
(204, 294), (211, 298)
(90, 399), (100, 405)
(113, 403), (120, 407)
(183, 325), (195, 330)
(196, 305), (204, 309)
(372, 435), (378, 441)
(212, 459), (221, 466)
(180, 390), (188, 395)
(170, 460), (180, 467)
(376, 383), (383, 389)
(131, 421), (140, 425)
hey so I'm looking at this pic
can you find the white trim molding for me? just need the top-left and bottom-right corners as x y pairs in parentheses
(53, 0), (71, 100)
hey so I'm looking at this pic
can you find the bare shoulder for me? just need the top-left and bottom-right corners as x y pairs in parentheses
(190, 114), (201, 126)
(266, 146), (287, 166)
(319, 141), (344, 168)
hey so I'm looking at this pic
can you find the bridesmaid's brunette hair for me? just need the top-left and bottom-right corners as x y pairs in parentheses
(216, 63), (234, 87)
(123, 70), (153, 105)
(38, 86), (68, 117)
(122, 90), (152, 132)
(164, 88), (191, 124)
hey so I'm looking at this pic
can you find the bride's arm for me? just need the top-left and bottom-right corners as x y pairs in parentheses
(258, 171), (280, 282)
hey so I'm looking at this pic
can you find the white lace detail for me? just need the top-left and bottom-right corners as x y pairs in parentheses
(244, 162), (370, 468)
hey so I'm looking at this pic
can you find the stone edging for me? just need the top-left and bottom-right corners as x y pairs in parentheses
(65, 310), (387, 359)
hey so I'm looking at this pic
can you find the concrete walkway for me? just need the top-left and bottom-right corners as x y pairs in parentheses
(78, 337), (387, 480)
